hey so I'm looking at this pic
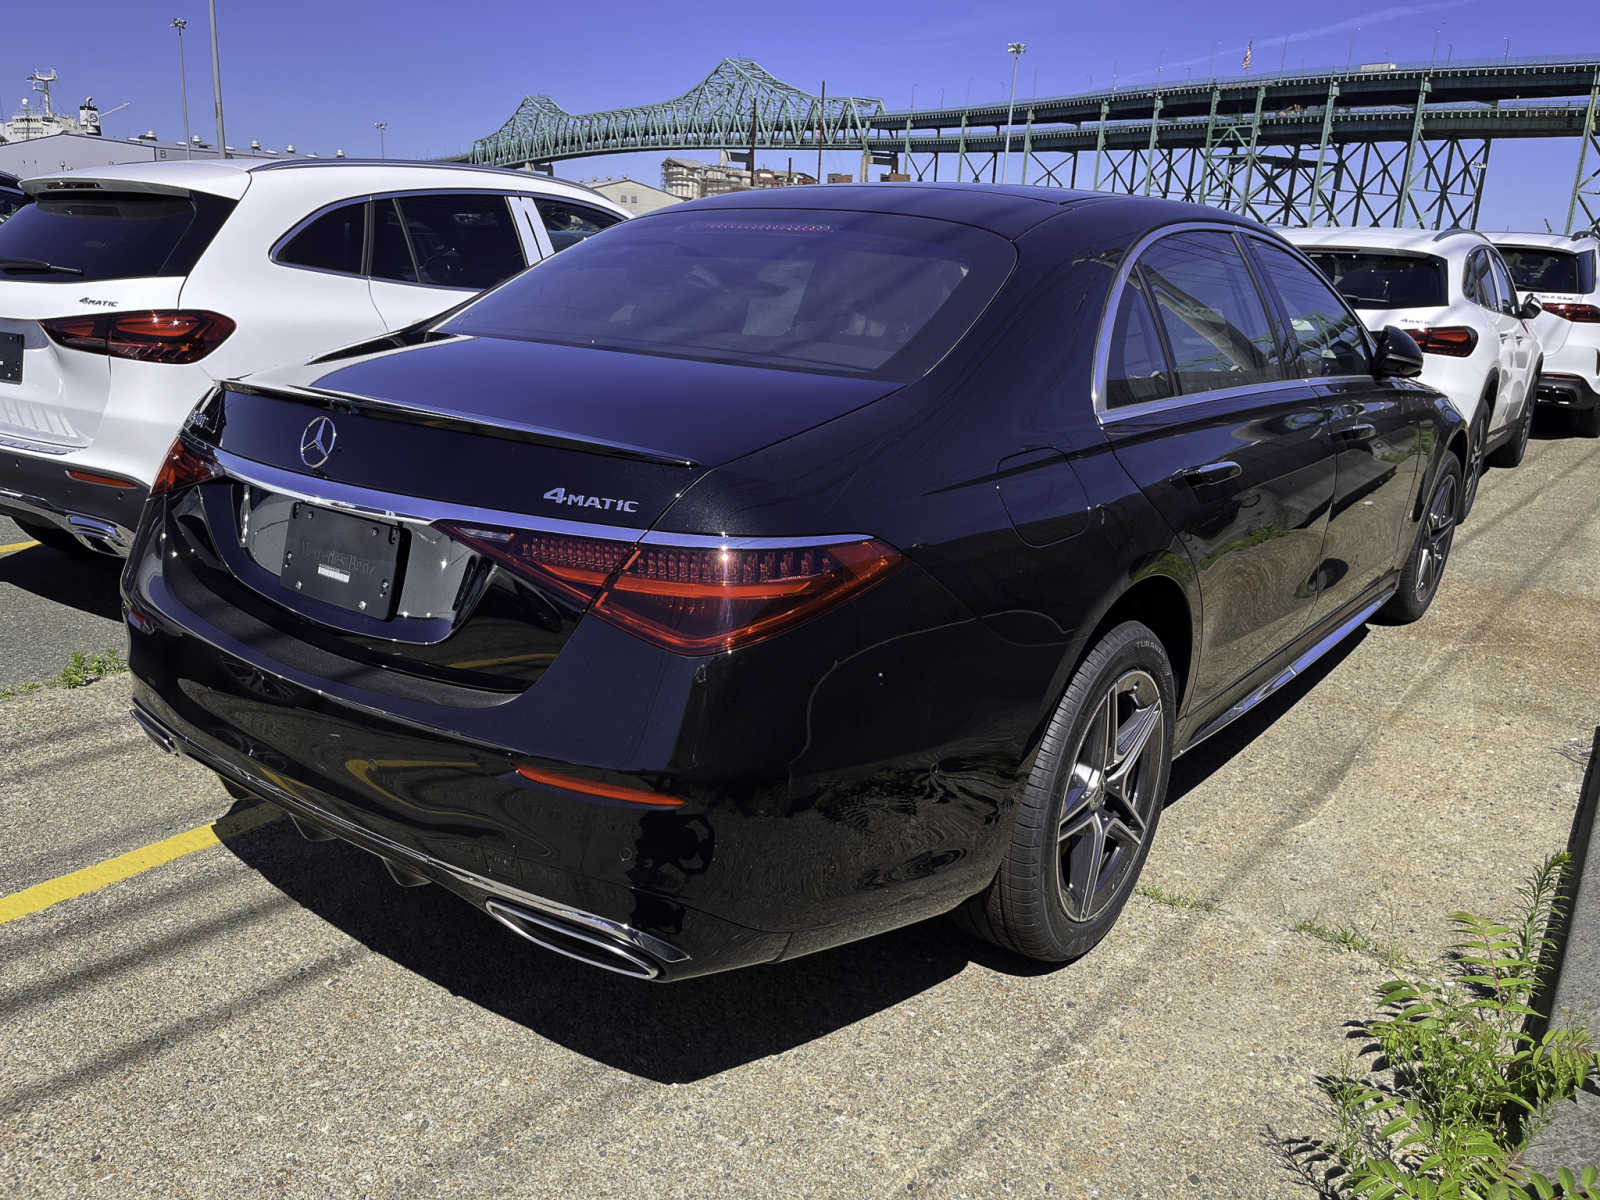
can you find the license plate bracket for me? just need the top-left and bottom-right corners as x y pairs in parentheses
(280, 504), (404, 618)
(0, 332), (21, 384)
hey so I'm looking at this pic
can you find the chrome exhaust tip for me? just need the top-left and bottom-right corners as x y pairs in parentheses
(484, 898), (664, 980)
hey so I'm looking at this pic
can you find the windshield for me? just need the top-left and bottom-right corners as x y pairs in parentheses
(1496, 246), (1597, 295)
(0, 188), (235, 281)
(440, 208), (1015, 380)
(1305, 250), (1447, 311)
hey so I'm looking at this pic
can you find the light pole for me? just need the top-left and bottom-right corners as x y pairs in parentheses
(375, 121), (388, 159)
(1002, 41), (1026, 185)
(171, 19), (192, 159)
(206, 0), (226, 158)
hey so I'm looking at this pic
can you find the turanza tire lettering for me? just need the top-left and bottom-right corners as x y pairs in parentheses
(543, 486), (639, 513)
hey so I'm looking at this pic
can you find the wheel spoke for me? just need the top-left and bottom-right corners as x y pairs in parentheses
(1076, 815), (1107, 916)
(1107, 699), (1160, 794)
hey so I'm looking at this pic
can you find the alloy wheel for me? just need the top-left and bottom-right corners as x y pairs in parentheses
(1416, 471), (1459, 601)
(1462, 418), (1486, 515)
(1057, 669), (1165, 923)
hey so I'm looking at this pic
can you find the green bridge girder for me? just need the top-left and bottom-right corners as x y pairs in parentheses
(466, 55), (1600, 232)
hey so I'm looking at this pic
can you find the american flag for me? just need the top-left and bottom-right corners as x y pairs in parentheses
(1242, 41), (1254, 72)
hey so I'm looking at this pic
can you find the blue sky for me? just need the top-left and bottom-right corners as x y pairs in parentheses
(3, 0), (1595, 229)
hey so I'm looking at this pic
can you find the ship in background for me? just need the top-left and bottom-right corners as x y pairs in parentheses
(0, 70), (123, 143)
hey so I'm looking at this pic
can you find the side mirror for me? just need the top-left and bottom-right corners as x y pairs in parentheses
(1374, 325), (1424, 379)
(1519, 295), (1543, 320)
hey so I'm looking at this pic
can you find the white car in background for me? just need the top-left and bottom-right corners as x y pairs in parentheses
(1486, 231), (1600, 437)
(1282, 226), (1543, 517)
(0, 159), (627, 556)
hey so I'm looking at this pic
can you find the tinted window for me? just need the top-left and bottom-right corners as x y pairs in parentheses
(0, 189), (23, 224)
(276, 201), (365, 275)
(1463, 250), (1497, 310)
(1306, 251), (1447, 311)
(1485, 251), (1518, 315)
(1499, 247), (1585, 293)
(536, 199), (624, 252)
(1251, 240), (1370, 377)
(1106, 272), (1173, 408)
(393, 193), (523, 288)
(370, 199), (417, 283)
(0, 188), (234, 281)
(1139, 231), (1283, 395)
(441, 208), (1014, 381)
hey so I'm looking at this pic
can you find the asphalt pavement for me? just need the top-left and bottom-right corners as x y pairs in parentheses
(0, 515), (126, 688)
(0, 419), (1596, 1199)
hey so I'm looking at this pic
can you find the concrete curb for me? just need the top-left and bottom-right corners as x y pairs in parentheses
(1526, 726), (1600, 1173)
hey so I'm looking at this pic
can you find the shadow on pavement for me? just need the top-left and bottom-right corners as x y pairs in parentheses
(223, 810), (1049, 1083)
(1531, 408), (1591, 443)
(0, 542), (123, 621)
(1167, 632), (1363, 807)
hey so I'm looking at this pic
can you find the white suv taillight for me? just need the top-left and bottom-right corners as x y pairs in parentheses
(41, 310), (235, 364)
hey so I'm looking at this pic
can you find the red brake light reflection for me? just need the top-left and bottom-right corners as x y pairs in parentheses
(1407, 326), (1478, 357)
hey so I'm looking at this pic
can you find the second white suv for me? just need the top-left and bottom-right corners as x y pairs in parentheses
(1487, 231), (1600, 437)
(0, 158), (627, 556)
(1282, 226), (1543, 516)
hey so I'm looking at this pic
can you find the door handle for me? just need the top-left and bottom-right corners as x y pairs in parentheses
(1332, 423), (1377, 441)
(1175, 460), (1242, 487)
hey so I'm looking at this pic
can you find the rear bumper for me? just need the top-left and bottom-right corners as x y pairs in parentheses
(0, 449), (143, 554)
(1535, 373), (1600, 412)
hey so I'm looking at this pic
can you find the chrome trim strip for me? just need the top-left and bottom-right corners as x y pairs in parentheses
(0, 433), (75, 456)
(129, 707), (177, 755)
(215, 448), (872, 552)
(130, 699), (690, 969)
(1184, 588), (1394, 753)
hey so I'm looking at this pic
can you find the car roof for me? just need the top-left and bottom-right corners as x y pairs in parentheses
(644, 182), (1249, 240)
(18, 157), (617, 209)
(1279, 225), (1489, 256)
(1482, 230), (1599, 251)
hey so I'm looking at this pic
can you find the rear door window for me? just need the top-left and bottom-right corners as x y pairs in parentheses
(1105, 271), (1173, 408)
(370, 198), (417, 283)
(1305, 251), (1447, 311)
(275, 201), (367, 275)
(1250, 239), (1370, 377)
(0, 188), (235, 281)
(535, 199), (624, 252)
(1485, 251), (1518, 315)
(1139, 231), (1284, 395)
(391, 193), (524, 289)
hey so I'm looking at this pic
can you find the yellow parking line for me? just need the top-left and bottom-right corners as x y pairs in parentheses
(0, 803), (281, 928)
(0, 539), (38, 556)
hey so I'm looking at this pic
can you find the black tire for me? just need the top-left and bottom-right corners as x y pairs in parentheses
(1576, 406), (1600, 439)
(1460, 409), (1488, 520)
(1380, 453), (1462, 625)
(957, 620), (1176, 962)
(12, 519), (94, 558)
(1487, 389), (1534, 469)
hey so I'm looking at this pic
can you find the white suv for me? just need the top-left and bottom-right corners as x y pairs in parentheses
(1486, 231), (1600, 437)
(0, 159), (627, 555)
(1281, 226), (1543, 516)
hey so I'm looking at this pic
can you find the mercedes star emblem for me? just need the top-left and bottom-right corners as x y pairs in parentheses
(299, 416), (337, 470)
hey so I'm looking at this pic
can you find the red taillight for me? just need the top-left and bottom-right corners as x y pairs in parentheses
(149, 436), (220, 497)
(514, 764), (684, 808)
(1543, 302), (1600, 324)
(1407, 326), (1478, 357)
(41, 310), (235, 364)
(438, 523), (902, 655)
(66, 468), (138, 488)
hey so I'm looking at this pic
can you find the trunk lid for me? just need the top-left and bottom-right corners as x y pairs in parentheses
(166, 336), (900, 696)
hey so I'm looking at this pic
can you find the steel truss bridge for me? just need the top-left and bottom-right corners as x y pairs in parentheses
(468, 55), (1600, 233)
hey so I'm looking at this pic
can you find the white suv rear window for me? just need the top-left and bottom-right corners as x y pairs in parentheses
(0, 188), (235, 281)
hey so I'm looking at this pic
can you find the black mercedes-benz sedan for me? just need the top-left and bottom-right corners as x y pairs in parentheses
(123, 184), (1466, 980)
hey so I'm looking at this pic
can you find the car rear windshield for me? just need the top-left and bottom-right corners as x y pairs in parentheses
(439, 208), (1016, 380)
(1496, 246), (1597, 295)
(0, 188), (236, 281)
(1304, 250), (1447, 310)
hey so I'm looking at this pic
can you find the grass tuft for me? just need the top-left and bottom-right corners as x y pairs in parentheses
(1135, 883), (1221, 913)
(1293, 915), (1413, 972)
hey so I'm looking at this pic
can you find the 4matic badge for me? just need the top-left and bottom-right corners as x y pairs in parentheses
(543, 486), (639, 513)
